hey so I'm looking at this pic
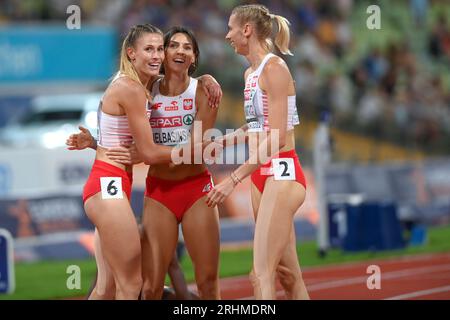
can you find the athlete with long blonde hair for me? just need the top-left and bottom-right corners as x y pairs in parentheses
(68, 26), (221, 300)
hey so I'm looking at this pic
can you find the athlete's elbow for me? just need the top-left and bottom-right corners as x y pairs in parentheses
(141, 150), (159, 165)
(143, 158), (154, 165)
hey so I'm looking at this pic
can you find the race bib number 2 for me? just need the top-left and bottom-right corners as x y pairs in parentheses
(100, 177), (123, 199)
(272, 158), (296, 181)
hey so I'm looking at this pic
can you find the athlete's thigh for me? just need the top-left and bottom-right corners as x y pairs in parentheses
(253, 179), (306, 266)
(141, 198), (179, 280)
(257, 178), (306, 225)
(85, 194), (140, 253)
(84, 193), (141, 274)
(251, 183), (262, 220)
(182, 196), (220, 269)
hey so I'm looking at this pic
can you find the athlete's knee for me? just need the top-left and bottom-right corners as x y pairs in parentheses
(94, 289), (116, 300)
(196, 271), (219, 298)
(115, 272), (142, 298)
(141, 280), (164, 300)
(98, 282), (116, 300)
(251, 266), (275, 285)
(276, 265), (298, 288)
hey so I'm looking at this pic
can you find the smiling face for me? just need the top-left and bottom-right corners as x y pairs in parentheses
(163, 32), (197, 76)
(127, 32), (165, 78)
(225, 14), (249, 56)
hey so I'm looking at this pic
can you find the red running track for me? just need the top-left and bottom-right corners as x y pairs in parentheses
(212, 252), (450, 300)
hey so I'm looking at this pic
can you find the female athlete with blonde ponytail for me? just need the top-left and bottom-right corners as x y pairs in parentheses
(206, 4), (310, 300)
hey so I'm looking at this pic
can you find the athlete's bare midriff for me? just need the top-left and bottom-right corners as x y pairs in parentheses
(248, 129), (296, 159)
(95, 146), (133, 174)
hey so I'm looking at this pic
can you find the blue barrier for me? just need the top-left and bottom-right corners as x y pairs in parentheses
(328, 200), (405, 252)
(0, 229), (15, 294)
(409, 225), (427, 246)
(325, 161), (450, 224)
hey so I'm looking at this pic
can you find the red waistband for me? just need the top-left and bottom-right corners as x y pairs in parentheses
(92, 159), (133, 180)
(258, 149), (299, 167)
(272, 149), (297, 159)
(146, 170), (211, 186)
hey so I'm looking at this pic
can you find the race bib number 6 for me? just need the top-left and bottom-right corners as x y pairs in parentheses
(100, 177), (123, 199)
(272, 158), (296, 181)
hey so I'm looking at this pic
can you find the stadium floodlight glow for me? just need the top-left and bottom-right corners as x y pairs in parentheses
(84, 111), (97, 129)
(42, 131), (64, 149)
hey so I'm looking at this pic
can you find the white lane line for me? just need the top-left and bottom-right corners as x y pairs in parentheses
(301, 253), (450, 274)
(238, 263), (450, 300)
(385, 285), (450, 300)
(307, 263), (450, 291)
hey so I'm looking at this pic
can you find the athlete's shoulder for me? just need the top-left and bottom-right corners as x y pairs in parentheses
(265, 55), (289, 74)
(260, 55), (292, 90)
(113, 76), (144, 95)
(109, 76), (147, 109)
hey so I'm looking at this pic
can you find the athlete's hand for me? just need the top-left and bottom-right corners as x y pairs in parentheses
(200, 74), (222, 109)
(128, 143), (143, 164)
(105, 142), (142, 165)
(206, 177), (235, 207)
(66, 125), (95, 150)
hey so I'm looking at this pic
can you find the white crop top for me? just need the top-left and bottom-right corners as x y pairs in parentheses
(149, 77), (198, 146)
(97, 73), (151, 148)
(244, 53), (299, 132)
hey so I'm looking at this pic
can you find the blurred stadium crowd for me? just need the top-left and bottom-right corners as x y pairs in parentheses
(1, 0), (449, 155)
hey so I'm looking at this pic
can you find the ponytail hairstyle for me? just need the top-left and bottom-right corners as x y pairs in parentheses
(231, 4), (293, 56)
(118, 24), (163, 92)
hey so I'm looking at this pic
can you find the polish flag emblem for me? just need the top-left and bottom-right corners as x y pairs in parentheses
(183, 99), (193, 110)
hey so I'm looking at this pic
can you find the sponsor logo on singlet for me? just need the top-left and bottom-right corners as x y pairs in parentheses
(150, 116), (182, 128)
(165, 101), (179, 112)
(202, 182), (212, 193)
(244, 89), (252, 101)
(151, 102), (163, 110)
(247, 119), (262, 130)
(153, 128), (191, 144)
(250, 75), (258, 88)
(245, 104), (256, 116)
(183, 114), (194, 125)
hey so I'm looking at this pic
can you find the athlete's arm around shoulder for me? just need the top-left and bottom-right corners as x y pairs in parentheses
(259, 56), (292, 148)
(114, 77), (173, 165)
(193, 85), (218, 138)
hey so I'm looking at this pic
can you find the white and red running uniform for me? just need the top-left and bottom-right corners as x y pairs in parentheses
(146, 77), (214, 222)
(243, 53), (306, 192)
(83, 74), (150, 203)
